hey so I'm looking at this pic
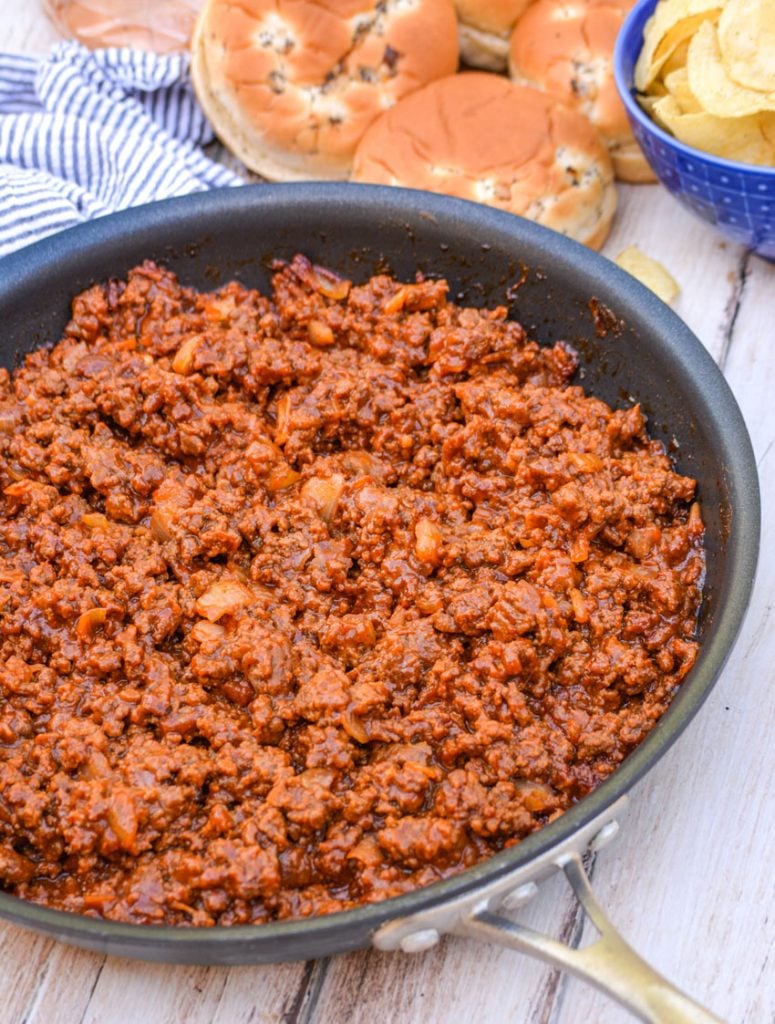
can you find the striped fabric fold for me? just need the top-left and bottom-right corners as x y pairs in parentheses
(0, 42), (243, 258)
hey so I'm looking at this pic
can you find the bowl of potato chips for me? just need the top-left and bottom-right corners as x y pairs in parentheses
(614, 0), (775, 259)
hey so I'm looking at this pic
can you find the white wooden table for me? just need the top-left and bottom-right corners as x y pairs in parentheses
(1, 6), (773, 1024)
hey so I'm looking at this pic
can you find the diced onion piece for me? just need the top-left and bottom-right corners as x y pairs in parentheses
(341, 451), (384, 477)
(341, 710), (369, 743)
(76, 607), (107, 638)
(301, 474), (345, 523)
(514, 779), (556, 813)
(168, 900), (198, 918)
(312, 266), (350, 301)
(274, 393), (292, 446)
(82, 513), (110, 529)
(171, 336), (202, 374)
(569, 536), (590, 563)
(0, 410), (20, 434)
(265, 464), (301, 492)
(307, 320), (335, 347)
(384, 287), (408, 314)
(627, 526), (662, 560)
(190, 620), (226, 644)
(204, 297), (234, 324)
(568, 452), (604, 473)
(414, 517), (443, 565)
(524, 510), (550, 531)
(357, 619), (377, 648)
(83, 752), (109, 779)
(688, 501), (703, 536)
(3, 479), (33, 498)
(346, 835), (383, 866)
(569, 587), (589, 623)
(385, 283), (444, 314)
(541, 591), (560, 612)
(150, 508), (174, 542)
(415, 588), (444, 614)
(106, 793), (138, 853)
(195, 580), (254, 622)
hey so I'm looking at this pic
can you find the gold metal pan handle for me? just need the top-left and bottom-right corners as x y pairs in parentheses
(458, 852), (723, 1024)
(372, 802), (723, 1024)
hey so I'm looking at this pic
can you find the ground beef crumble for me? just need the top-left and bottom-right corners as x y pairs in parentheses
(0, 256), (704, 925)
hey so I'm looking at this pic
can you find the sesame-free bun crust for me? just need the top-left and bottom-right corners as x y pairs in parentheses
(192, 0), (459, 182)
(508, 0), (654, 182)
(352, 72), (616, 249)
(454, 0), (533, 70)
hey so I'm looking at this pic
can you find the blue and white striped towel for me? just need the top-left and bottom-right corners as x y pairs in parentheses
(0, 42), (243, 258)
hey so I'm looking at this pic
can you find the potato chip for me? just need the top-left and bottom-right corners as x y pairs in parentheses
(634, 0), (720, 91)
(660, 37), (690, 78)
(653, 11), (717, 62)
(718, 0), (775, 93)
(664, 66), (702, 113)
(635, 0), (775, 167)
(652, 94), (775, 164)
(647, 79), (669, 98)
(637, 94), (662, 118)
(760, 112), (775, 151)
(688, 21), (775, 118)
(615, 247), (680, 304)
(649, 93), (679, 133)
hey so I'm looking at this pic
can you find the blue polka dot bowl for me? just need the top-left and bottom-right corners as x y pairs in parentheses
(614, 0), (775, 260)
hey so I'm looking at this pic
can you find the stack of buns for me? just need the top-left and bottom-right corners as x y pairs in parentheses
(192, 0), (651, 248)
(192, 0), (459, 182)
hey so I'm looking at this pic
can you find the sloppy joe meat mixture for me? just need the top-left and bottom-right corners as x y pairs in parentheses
(0, 257), (704, 926)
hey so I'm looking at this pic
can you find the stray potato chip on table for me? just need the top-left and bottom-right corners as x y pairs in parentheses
(615, 246), (680, 303)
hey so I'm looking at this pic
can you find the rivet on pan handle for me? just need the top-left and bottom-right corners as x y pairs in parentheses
(460, 852), (723, 1024)
(372, 800), (723, 1024)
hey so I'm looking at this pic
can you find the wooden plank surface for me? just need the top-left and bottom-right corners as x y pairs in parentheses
(0, 5), (772, 1024)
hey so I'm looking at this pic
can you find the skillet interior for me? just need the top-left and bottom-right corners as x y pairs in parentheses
(0, 184), (759, 963)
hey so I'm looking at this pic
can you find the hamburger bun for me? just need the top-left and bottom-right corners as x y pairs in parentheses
(45, 0), (200, 52)
(508, 0), (654, 182)
(191, 0), (459, 182)
(352, 72), (616, 249)
(454, 0), (534, 70)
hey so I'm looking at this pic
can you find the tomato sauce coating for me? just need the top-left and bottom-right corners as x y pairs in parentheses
(0, 257), (704, 925)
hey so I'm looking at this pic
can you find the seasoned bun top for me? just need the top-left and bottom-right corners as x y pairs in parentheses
(508, 0), (651, 181)
(352, 71), (617, 248)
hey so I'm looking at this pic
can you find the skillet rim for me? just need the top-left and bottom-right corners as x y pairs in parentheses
(0, 183), (760, 959)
